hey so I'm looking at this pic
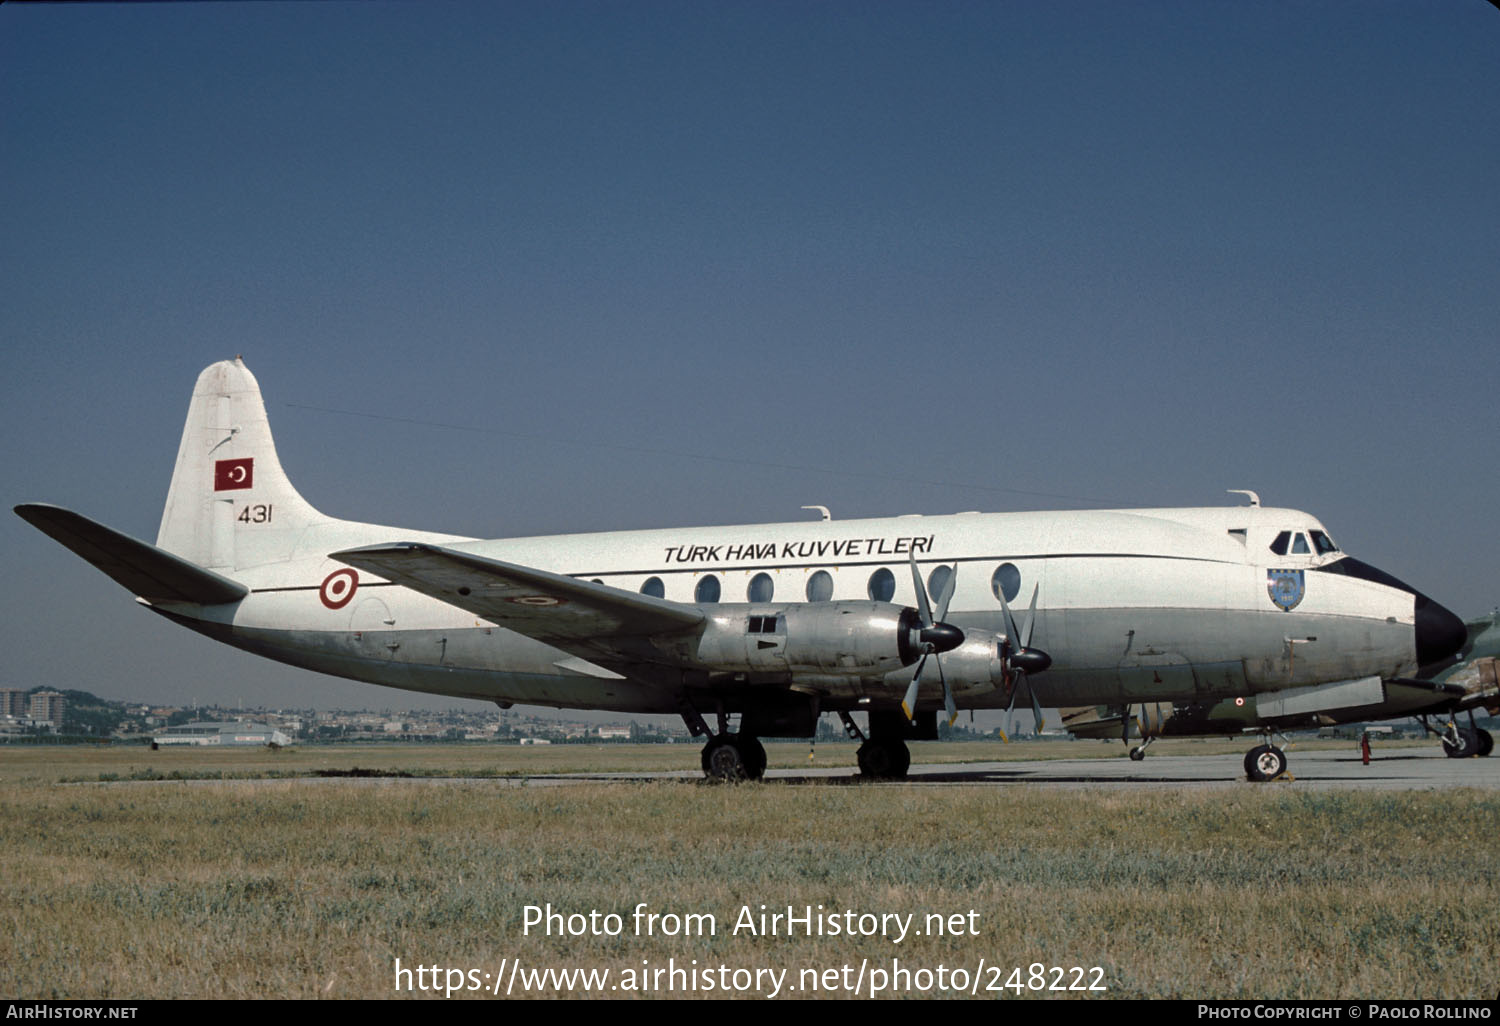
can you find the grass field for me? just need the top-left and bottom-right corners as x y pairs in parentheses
(2, 741), (1496, 1000)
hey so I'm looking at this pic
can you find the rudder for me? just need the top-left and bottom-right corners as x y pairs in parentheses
(156, 359), (329, 570)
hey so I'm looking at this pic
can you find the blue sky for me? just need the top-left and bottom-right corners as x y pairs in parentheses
(3, 2), (1497, 713)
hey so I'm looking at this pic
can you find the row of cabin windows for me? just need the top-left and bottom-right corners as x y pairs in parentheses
(636, 563), (1026, 606)
(1269, 529), (1339, 557)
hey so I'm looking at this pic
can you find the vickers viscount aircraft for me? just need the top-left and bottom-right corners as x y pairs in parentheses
(15, 360), (1468, 780)
(1060, 609), (1500, 779)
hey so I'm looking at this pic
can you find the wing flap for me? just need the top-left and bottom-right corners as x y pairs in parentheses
(331, 542), (704, 645)
(15, 503), (249, 606)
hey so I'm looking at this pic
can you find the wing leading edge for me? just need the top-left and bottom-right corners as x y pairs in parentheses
(331, 542), (705, 660)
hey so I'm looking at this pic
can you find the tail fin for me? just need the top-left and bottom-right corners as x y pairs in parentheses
(156, 359), (330, 570)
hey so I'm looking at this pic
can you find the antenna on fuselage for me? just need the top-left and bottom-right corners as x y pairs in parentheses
(1227, 490), (1261, 507)
(801, 505), (832, 521)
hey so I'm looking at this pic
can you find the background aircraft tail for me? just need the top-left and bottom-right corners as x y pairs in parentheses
(156, 358), (332, 571)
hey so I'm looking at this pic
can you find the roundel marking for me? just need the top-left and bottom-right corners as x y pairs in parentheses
(506, 595), (566, 607)
(319, 569), (359, 610)
(1234, 697), (1245, 707)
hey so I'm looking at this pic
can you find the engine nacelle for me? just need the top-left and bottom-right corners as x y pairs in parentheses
(681, 602), (925, 676)
(918, 630), (1014, 702)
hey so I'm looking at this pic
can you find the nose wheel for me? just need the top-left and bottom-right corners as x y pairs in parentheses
(1244, 743), (1288, 782)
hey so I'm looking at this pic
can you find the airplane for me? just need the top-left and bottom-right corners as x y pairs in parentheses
(1059, 609), (1499, 779)
(14, 359), (1468, 781)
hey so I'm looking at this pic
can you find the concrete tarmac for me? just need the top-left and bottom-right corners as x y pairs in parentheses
(885, 746), (1500, 790)
(531, 745), (1500, 790)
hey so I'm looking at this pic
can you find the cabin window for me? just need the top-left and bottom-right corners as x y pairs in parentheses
(747, 615), (780, 634)
(867, 567), (895, 602)
(991, 562), (1021, 603)
(806, 570), (834, 602)
(1310, 530), (1339, 555)
(640, 577), (665, 598)
(747, 572), (774, 602)
(1269, 531), (1291, 556)
(1292, 533), (1310, 555)
(695, 575), (721, 603)
(927, 565), (954, 603)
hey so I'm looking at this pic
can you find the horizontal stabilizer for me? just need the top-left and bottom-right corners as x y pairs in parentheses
(332, 542), (705, 645)
(15, 503), (249, 606)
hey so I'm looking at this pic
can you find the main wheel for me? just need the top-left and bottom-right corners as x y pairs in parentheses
(1477, 729), (1494, 758)
(856, 739), (910, 779)
(741, 736), (768, 780)
(1244, 744), (1287, 782)
(701, 734), (747, 781)
(1442, 728), (1479, 759)
(1129, 746), (1146, 762)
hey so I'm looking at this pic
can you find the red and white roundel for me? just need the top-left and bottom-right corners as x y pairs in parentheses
(1235, 697), (1245, 707)
(319, 569), (359, 610)
(505, 595), (565, 607)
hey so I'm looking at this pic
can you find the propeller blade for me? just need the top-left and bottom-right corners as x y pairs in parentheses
(902, 656), (925, 721)
(908, 552), (933, 626)
(932, 564), (956, 623)
(1028, 675), (1046, 733)
(1020, 583), (1039, 649)
(998, 582), (1052, 675)
(998, 584), (1020, 650)
(939, 654), (956, 726)
(903, 556), (963, 723)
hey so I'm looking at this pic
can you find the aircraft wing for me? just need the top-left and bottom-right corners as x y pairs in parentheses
(1058, 705), (1130, 740)
(331, 543), (705, 661)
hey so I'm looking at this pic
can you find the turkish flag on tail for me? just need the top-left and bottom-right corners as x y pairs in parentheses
(214, 457), (254, 491)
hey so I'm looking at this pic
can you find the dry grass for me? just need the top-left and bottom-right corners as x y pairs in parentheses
(1, 744), (1493, 1000)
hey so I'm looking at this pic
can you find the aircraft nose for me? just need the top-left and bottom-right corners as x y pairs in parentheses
(1415, 594), (1466, 671)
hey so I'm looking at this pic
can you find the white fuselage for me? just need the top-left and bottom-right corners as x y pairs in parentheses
(165, 503), (1421, 714)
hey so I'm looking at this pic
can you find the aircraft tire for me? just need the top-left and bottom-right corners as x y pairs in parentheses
(742, 736), (768, 780)
(1244, 744), (1286, 782)
(1128, 746), (1146, 762)
(1442, 728), (1479, 759)
(701, 734), (748, 781)
(1478, 730), (1494, 758)
(857, 739), (910, 780)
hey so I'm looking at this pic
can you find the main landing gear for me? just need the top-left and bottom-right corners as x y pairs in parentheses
(1421, 712), (1494, 760)
(851, 709), (931, 780)
(833, 710), (910, 779)
(700, 733), (767, 781)
(682, 704), (768, 782)
(856, 737), (911, 779)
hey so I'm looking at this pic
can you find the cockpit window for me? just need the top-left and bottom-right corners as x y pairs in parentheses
(1270, 531), (1290, 556)
(1292, 533), (1310, 555)
(1309, 530), (1338, 555)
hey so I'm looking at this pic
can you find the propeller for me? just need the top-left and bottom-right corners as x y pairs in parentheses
(998, 583), (1052, 739)
(902, 555), (963, 725)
